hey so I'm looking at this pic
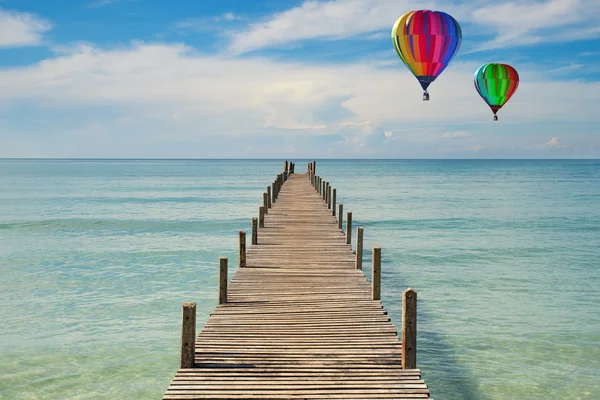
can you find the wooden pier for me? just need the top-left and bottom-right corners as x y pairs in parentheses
(163, 161), (430, 399)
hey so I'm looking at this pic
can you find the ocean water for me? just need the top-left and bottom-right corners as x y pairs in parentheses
(0, 159), (599, 400)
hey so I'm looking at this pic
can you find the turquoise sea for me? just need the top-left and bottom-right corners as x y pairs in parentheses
(1, 159), (599, 400)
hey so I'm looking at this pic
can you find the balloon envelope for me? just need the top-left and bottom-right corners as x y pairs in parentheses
(474, 63), (520, 118)
(392, 10), (462, 93)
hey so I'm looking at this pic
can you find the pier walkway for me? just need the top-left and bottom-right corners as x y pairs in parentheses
(163, 163), (430, 399)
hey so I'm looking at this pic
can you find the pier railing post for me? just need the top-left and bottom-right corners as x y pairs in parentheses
(263, 192), (269, 214)
(252, 217), (258, 245)
(267, 186), (272, 209)
(312, 161), (316, 174)
(356, 227), (363, 270)
(219, 257), (228, 304)
(402, 288), (417, 369)
(338, 204), (343, 230)
(328, 185), (332, 209)
(346, 212), (352, 245)
(372, 246), (381, 300)
(180, 302), (196, 369)
(332, 189), (336, 216)
(325, 182), (329, 202)
(239, 231), (246, 268)
(322, 181), (326, 200)
(259, 206), (265, 228)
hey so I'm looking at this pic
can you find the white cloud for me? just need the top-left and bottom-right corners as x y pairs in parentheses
(226, 0), (599, 54)
(441, 131), (471, 139)
(0, 42), (599, 155)
(88, 0), (117, 8)
(384, 131), (393, 137)
(222, 12), (241, 22)
(546, 137), (572, 149)
(469, 0), (600, 51)
(227, 0), (441, 54)
(0, 8), (52, 48)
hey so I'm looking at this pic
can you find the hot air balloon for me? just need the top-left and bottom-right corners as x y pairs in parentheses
(474, 63), (519, 121)
(392, 10), (462, 101)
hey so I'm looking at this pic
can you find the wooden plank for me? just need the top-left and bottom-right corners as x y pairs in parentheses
(163, 173), (430, 399)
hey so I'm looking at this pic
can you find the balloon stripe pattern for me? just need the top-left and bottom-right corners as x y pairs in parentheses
(474, 63), (519, 115)
(392, 10), (462, 91)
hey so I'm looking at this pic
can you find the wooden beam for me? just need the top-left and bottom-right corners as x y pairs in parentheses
(239, 231), (246, 268)
(219, 257), (228, 304)
(180, 302), (196, 369)
(356, 227), (363, 270)
(252, 217), (258, 245)
(372, 246), (381, 301)
(346, 212), (352, 245)
(402, 288), (417, 369)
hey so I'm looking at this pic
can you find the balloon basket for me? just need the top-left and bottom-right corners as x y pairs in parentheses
(493, 115), (498, 121)
(422, 92), (430, 101)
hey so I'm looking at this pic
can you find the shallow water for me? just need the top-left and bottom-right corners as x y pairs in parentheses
(1, 159), (599, 399)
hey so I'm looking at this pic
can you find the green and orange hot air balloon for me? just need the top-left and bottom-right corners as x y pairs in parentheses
(392, 10), (462, 101)
(474, 63), (520, 121)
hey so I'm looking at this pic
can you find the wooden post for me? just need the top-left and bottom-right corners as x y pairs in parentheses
(284, 160), (288, 173)
(263, 192), (268, 214)
(267, 186), (272, 209)
(325, 182), (329, 203)
(180, 302), (196, 369)
(332, 189), (336, 216)
(356, 227), (363, 270)
(346, 212), (352, 244)
(239, 231), (246, 268)
(271, 182), (276, 204)
(338, 204), (343, 230)
(328, 185), (332, 209)
(402, 288), (417, 369)
(312, 161), (316, 175)
(259, 206), (265, 228)
(252, 217), (258, 245)
(219, 256), (228, 304)
(372, 246), (381, 300)
(323, 181), (326, 200)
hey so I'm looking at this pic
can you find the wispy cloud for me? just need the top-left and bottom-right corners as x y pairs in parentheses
(174, 12), (243, 33)
(226, 0), (599, 54)
(468, 0), (600, 52)
(0, 8), (52, 48)
(227, 0), (434, 54)
(0, 42), (599, 157)
(88, 0), (118, 8)
(441, 131), (471, 139)
(545, 137), (572, 149)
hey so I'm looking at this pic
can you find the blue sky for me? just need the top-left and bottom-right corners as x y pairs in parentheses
(0, 0), (599, 158)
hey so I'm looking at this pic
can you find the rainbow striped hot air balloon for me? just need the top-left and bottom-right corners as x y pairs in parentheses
(474, 63), (520, 121)
(392, 10), (462, 101)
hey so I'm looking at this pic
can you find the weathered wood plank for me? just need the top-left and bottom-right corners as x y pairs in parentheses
(164, 172), (429, 399)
